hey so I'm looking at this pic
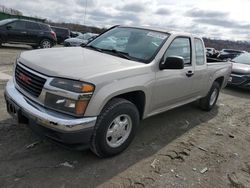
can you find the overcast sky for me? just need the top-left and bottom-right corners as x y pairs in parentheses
(1, 0), (250, 41)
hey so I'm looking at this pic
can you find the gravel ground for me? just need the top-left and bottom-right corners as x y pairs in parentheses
(0, 45), (249, 188)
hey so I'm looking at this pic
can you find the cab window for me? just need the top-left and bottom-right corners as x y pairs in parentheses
(195, 38), (205, 65)
(163, 37), (191, 65)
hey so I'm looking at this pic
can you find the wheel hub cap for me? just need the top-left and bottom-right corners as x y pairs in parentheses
(106, 114), (132, 148)
(42, 41), (51, 48)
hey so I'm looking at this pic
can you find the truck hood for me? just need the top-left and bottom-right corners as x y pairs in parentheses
(232, 62), (250, 74)
(19, 47), (149, 83)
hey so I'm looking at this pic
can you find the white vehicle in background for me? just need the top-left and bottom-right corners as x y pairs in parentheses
(206, 47), (220, 58)
(206, 47), (215, 56)
(63, 32), (98, 47)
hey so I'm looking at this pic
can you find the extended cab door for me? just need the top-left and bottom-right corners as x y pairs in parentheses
(191, 38), (209, 96)
(5, 20), (27, 43)
(150, 37), (196, 114)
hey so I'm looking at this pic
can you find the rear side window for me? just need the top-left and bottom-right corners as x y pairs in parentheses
(40, 24), (51, 31)
(194, 38), (205, 65)
(26, 22), (41, 30)
(6, 21), (26, 30)
(164, 37), (191, 65)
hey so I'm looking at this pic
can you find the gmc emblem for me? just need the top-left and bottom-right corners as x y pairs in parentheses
(18, 73), (31, 84)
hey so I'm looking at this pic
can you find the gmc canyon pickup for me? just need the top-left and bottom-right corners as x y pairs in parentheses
(5, 26), (232, 157)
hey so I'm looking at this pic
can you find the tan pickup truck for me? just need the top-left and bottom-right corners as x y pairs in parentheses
(5, 26), (232, 157)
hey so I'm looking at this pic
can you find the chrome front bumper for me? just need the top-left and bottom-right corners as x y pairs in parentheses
(5, 79), (97, 132)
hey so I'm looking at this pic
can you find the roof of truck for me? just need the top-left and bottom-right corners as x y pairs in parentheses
(118, 25), (200, 38)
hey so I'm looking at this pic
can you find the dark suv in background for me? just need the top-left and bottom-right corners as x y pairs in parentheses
(51, 26), (70, 44)
(0, 19), (57, 48)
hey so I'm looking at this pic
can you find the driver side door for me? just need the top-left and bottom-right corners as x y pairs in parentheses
(150, 37), (195, 114)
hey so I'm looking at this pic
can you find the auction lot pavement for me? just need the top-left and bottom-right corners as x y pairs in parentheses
(0, 45), (250, 188)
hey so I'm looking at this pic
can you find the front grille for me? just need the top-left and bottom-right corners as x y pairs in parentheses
(15, 63), (46, 97)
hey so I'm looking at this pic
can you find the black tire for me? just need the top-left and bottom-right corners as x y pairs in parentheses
(40, 39), (52, 48)
(90, 98), (140, 158)
(199, 82), (220, 111)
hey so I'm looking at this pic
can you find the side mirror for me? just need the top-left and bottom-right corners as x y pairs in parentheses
(6, 25), (12, 30)
(159, 56), (184, 70)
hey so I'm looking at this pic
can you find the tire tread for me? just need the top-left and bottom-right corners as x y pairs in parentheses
(199, 81), (220, 111)
(90, 98), (138, 158)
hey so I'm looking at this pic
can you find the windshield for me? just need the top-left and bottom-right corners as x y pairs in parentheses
(233, 53), (250, 65)
(87, 27), (169, 63)
(0, 19), (15, 26)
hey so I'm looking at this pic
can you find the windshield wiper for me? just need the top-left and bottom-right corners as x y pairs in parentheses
(84, 46), (133, 60)
(101, 49), (132, 60)
(83, 45), (103, 52)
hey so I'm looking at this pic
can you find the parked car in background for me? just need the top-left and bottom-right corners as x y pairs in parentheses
(5, 26), (232, 157)
(227, 52), (250, 89)
(206, 47), (220, 58)
(206, 47), (215, 56)
(0, 19), (57, 48)
(51, 26), (70, 44)
(218, 49), (245, 60)
(70, 31), (82, 38)
(63, 32), (98, 47)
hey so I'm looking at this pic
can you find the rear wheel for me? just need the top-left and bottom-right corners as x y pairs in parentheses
(90, 98), (140, 158)
(199, 82), (220, 111)
(40, 39), (52, 48)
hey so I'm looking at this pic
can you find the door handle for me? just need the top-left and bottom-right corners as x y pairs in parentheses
(186, 70), (194, 77)
(21, 31), (27, 34)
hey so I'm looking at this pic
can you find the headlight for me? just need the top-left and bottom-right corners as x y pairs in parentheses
(50, 78), (94, 93)
(45, 93), (89, 116)
(46, 78), (95, 116)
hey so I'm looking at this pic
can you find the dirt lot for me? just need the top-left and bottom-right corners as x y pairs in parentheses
(0, 45), (250, 188)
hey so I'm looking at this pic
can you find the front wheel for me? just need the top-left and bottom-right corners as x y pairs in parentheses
(199, 82), (220, 111)
(40, 39), (52, 48)
(90, 98), (140, 158)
